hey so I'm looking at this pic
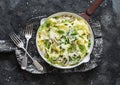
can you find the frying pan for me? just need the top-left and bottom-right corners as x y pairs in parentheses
(36, 0), (104, 69)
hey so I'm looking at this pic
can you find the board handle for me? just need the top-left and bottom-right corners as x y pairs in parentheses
(80, 0), (104, 21)
(86, 0), (104, 16)
(0, 40), (16, 52)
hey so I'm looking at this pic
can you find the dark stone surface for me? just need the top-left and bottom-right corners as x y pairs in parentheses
(0, 0), (120, 85)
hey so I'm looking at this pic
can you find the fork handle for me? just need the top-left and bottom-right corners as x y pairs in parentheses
(22, 47), (43, 71)
(21, 39), (29, 69)
(32, 59), (43, 71)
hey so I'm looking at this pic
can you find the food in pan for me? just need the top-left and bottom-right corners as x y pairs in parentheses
(37, 14), (92, 67)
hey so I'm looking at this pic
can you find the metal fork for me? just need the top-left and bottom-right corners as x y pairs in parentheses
(21, 24), (33, 69)
(9, 32), (43, 71)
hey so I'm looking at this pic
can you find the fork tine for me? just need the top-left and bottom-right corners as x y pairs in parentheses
(13, 36), (19, 45)
(25, 25), (28, 34)
(26, 24), (33, 35)
(12, 33), (20, 44)
(12, 33), (20, 43)
(13, 32), (22, 42)
(28, 26), (30, 34)
(26, 24), (30, 34)
(9, 33), (18, 46)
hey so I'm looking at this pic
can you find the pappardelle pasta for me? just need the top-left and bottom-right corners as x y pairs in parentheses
(37, 15), (91, 67)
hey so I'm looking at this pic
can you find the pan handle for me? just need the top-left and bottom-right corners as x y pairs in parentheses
(86, 0), (104, 16)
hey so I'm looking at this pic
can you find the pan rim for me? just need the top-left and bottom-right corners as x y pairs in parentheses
(36, 12), (94, 69)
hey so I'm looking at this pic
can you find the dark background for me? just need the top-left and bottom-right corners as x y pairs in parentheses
(0, 0), (120, 85)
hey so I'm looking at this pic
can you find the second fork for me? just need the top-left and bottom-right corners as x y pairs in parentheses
(21, 24), (33, 69)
